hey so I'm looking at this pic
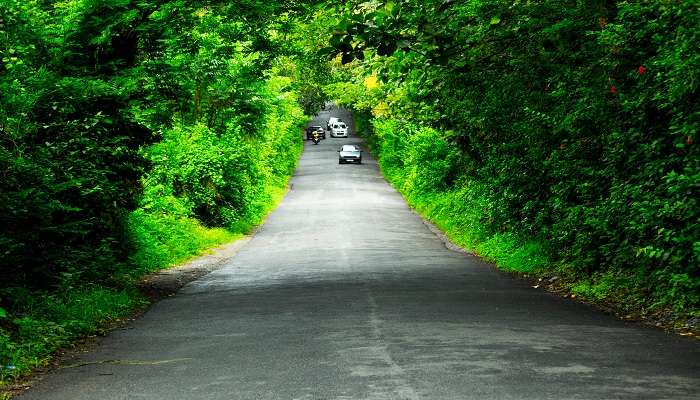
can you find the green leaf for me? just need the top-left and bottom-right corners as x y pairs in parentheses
(490, 16), (501, 25)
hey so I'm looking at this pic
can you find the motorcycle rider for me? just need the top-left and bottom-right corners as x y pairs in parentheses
(311, 130), (321, 145)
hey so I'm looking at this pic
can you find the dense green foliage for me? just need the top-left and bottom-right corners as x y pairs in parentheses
(325, 0), (699, 316)
(1, 0), (315, 381)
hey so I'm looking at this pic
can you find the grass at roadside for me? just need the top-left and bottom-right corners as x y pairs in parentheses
(128, 212), (241, 274)
(410, 189), (549, 274)
(0, 287), (146, 385)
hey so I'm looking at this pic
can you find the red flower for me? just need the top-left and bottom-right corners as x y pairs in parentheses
(687, 135), (693, 145)
(609, 85), (617, 94)
(637, 65), (646, 75)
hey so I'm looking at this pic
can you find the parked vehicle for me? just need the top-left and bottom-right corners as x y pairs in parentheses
(330, 122), (348, 138)
(306, 125), (325, 140)
(338, 144), (362, 164)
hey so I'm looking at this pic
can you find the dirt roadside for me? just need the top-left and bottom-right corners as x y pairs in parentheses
(136, 237), (251, 300)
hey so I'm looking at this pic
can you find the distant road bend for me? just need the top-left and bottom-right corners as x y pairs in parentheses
(20, 108), (700, 400)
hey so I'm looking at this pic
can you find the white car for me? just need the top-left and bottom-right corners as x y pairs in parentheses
(330, 121), (348, 138)
(338, 145), (362, 164)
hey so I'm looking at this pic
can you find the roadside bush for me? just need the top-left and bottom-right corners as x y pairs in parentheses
(143, 124), (263, 227)
(0, 10), (149, 290)
(126, 211), (238, 273)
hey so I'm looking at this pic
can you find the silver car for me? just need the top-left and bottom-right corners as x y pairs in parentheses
(338, 145), (362, 164)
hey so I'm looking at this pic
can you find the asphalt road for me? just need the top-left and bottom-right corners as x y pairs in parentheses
(20, 108), (700, 399)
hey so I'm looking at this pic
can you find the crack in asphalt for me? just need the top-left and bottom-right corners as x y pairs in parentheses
(61, 358), (193, 369)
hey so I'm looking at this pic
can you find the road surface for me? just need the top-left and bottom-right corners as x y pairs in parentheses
(20, 108), (700, 399)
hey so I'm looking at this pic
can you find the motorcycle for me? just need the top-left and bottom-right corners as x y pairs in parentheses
(311, 131), (321, 145)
